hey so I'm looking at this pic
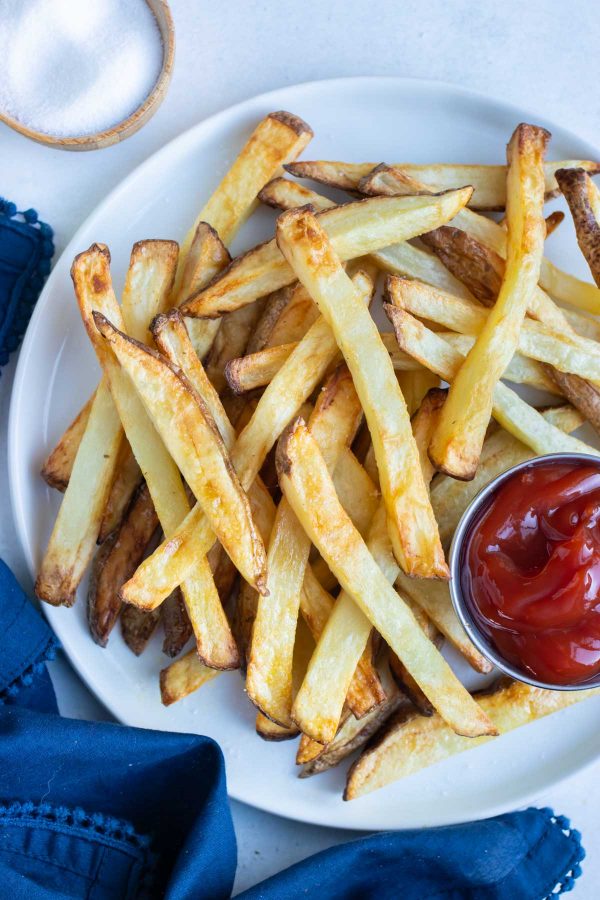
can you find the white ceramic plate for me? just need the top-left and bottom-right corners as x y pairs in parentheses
(9, 77), (600, 830)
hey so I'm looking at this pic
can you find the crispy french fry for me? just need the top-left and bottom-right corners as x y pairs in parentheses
(556, 167), (600, 286)
(94, 313), (268, 596)
(41, 394), (93, 491)
(121, 270), (375, 608)
(160, 649), (220, 705)
(162, 590), (193, 658)
(121, 604), (162, 656)
(247, 366), (363, 726)
(389, 601), (443, 716)
(278, 419), (496, 739)
(97, 444), (143, 543)
(73, 247), (239, 669)
(173, 110), (313, 302)
(276, 205), (447, 577)
(285, 158), (600, 209)
(409, 387), (447, 486)
(182, 189), (473, 318)
(345, 680), (599, 799)
(385, 305), (599, 461)
(204, 300), (268, 393)
(36, 378), (123, 606)
(245, 286), (295, 354)
(428, 124), (549, 479)
(387, 277), (600, 382)
(180, 223), (232, 360)
(332, 448), (379, 538)
(88, 482), (158, 646)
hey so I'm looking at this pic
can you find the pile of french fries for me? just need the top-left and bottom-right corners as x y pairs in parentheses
(37, 110), (600, 799)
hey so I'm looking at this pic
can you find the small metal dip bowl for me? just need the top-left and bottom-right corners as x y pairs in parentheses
(449, 452), (600, 691)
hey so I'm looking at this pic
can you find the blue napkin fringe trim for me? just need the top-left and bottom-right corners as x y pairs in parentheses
(0, 635), (59, 704)
(539, 810), (585, 897)
(0, 799), (158, 893)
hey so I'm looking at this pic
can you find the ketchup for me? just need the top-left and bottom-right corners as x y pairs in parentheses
(460, 459), (600, 685)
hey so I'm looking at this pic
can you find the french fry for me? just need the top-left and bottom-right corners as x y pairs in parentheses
(247, 366), (363, 726)
(431, 405), (584, 548)
(162, 590), (193, 658)
(121, 270), (375, 608)
(387, 277), (600, 382)
(97, 444), (142, 543)
(93, 313), (268, 596)
(345, 680), (599, 799)
(385, 305), (599, 461)
(332, 448), (379, 539)
(35, 241), (179, 606)
(121, 604), (162, 656)
(160, 649), (220, 705)
(428, 125), (549, 478)
(179, 223), (232, 361)
(41, 394), (93, 491)
(556, 167), (600, 286)
(276, 205), (447, 577)
(389, 600), (443, 716)
(245, 285), (295, 354)
(204, 299), (268, 393)
(182, 189), (473, 318)
(284, 158), (600, 209)
(278, 419), (496, 739)
(361, 163), (600, 315)
(87, 482), (158, 647)
(72, 246), (239, 669)
(173, 110), (313, 302)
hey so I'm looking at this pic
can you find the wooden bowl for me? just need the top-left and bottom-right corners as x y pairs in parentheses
(0, 0), (175, 151)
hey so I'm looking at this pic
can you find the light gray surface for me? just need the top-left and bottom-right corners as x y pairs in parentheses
(1, 1), (598, 894)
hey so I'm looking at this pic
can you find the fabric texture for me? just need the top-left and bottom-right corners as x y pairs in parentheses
(0, 198), (53, 370)
(0, 207), (587, 898)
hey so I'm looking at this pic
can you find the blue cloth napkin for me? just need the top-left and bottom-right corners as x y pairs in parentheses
(0, 198), (53, 369)
(0, 200), (587, 898)
(0, 562), (586, 899)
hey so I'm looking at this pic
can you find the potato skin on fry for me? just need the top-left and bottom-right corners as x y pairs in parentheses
(556, 167), (600, 286)
(88, 482), (159, 647)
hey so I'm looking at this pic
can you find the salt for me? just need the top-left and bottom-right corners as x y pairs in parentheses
(0, 0), (164, 138)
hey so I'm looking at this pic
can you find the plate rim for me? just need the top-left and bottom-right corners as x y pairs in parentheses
(9, 74), (600, 830)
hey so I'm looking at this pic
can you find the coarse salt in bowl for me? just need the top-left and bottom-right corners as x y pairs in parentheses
(0, 0), (174, 150)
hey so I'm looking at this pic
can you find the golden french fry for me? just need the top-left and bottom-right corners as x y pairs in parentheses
(278, 419), (496, 739)
(173, 110), (313, 302)
(204, 300), (267, 393)
(97, 444), (142, 543)
(332, 448), (380, 538)
(41, 394), (93, 491)
(276, 205), (447, 577)
(180, 223), (232, 360)
(160, 650), (221, 705)
(345, 680), (599, 799)
(429, 124), (550, 479)
(285, 158), (600, 209)
(94, 313), (268, 596)
(385, 305), (599, 461)
(247, 366), (363, 726)
(121, 270), (375, 608)
(182, 189), (473, 318)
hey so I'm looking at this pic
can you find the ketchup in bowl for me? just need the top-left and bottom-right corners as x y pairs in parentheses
(458, 456), (600, 686)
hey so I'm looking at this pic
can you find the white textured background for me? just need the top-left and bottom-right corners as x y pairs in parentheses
(1, 1), (599, 895)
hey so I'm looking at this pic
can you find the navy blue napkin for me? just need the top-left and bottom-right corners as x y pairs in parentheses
(0, 562), (586, 899)
(0, 198), (53, 369)
(0, 202), (587, 898)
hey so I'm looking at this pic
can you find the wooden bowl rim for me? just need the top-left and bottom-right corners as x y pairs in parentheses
(0, 0), (175, 151)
